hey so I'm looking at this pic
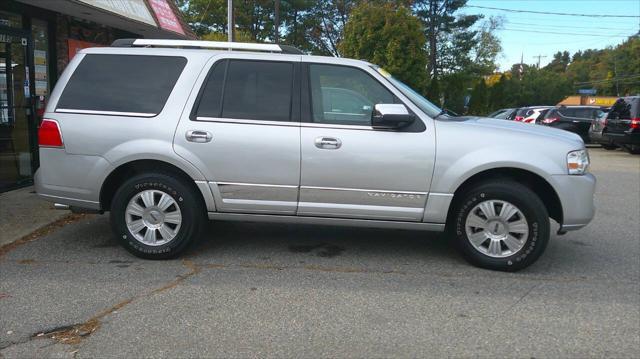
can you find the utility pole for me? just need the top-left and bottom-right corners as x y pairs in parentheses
(274, 0), (280, 44)
(614, 56), (620, 96)
(227, 0), (234, 42)
(533, 54), (547, 68)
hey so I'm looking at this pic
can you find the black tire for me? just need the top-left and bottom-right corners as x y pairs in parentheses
(601, 144), (618, 150)
(623, 144), (640, 154)
(110, 173), (206, 259)
(449, 180), (550, 271)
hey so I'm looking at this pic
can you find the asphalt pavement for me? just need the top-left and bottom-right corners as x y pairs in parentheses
(0, 147), (638, 358)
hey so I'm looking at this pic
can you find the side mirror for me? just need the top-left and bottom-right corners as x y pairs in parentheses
(372, 104), (415, 129)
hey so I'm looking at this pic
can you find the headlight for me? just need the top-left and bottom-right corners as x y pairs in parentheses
(567, 149), (590, 175)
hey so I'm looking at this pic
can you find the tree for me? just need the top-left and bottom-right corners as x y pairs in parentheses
(413, 0), (481, 79)
(339, 3), (428, 91)
(467, 79), (488, 115)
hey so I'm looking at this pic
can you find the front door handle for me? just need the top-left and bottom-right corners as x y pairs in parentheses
(315, 136), (341, 149)
(186, 130), (212, 143)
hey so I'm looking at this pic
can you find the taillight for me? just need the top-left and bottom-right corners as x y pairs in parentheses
(38, 119), (64, 148)
(631, 118), (640, 129)
(515, 116), (523, 122)
(542, 117), (558, 124)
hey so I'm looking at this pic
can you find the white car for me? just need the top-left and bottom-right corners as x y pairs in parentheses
(515, 107), (553, 124)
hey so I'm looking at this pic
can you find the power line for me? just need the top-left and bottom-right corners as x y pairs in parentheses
(574, 75), (640, 86)
(499, 27), (635, 37)
(467, 5), (640, 18)
(505, 21), (636, 31)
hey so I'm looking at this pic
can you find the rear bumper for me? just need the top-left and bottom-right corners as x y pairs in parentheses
(605, 131), (640, 145)
(551, 173), (596, 230)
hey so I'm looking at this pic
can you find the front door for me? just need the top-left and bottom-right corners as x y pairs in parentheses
(174, 55), (301, 214)
(0, 28), (36, 191)
(298, 63), (435, 221)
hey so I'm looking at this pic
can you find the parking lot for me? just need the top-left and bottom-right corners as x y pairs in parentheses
(0, 147), (638, 358)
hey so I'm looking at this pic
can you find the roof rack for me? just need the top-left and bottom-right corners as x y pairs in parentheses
(111, 38), (304, 55)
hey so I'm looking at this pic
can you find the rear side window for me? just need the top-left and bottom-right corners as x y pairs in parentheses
(559, 108), (577, 117)
(610, 99), (632, 119)
(222, 60), (293, 122)
(57, 54), (186, 116)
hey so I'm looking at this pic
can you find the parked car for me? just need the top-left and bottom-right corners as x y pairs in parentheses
(34, 39), (596, 271)
(514, 106), (553, 124)
(603, 96), (640, 154)
(588, 108), (617, 150)
(488, 108), (517, 121)
(540, 106), (604, 143)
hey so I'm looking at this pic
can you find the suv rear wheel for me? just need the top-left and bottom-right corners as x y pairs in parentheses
(110, 173), (206, 259)
(450, 181), (550, 271)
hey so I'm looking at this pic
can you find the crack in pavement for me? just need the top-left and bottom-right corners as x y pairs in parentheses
(0, 214), (89, 259)
(23, 260), (200, 348)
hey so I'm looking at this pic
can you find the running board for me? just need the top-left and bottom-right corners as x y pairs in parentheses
(208, 212), (445, 232)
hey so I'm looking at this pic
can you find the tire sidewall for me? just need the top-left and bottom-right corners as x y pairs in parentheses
(453, 182), (550, 271)
(110, 174), (203, 259)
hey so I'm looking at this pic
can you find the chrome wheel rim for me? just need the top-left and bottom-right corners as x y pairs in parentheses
(125, 190), (182, 246)
(465, 200), (529, 258)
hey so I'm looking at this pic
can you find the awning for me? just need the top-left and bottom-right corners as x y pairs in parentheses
(16, 0), (196, 39)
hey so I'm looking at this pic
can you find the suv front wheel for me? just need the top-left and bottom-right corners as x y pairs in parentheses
(110, 173), (206, 259)
(450, 181), (550, 271)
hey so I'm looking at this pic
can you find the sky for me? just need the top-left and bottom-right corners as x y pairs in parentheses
(463, 0), (640, 71)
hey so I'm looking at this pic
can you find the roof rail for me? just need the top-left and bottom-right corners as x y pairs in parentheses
(111, 38), (304, 55)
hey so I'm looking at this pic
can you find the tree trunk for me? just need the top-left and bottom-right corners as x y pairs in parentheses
(428, 0), (438, 79)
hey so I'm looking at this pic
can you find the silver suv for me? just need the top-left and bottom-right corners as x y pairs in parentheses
(35, 39), (595, 271)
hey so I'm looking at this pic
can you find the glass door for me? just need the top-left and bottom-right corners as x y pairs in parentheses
(0, 28), (36, 191)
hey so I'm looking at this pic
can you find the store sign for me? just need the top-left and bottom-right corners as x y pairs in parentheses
(68, 39), (103, 61)
(148, 0), (185, 35)
(77, 0), (157, 26)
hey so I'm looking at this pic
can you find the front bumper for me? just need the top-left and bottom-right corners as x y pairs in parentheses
(551, 173), (596, 230)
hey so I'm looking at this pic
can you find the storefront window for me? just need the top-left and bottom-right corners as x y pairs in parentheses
(0, 10), (22, 28)
(32, 18), (49, 112)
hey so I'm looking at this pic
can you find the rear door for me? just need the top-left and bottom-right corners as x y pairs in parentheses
(174, 54), (301, 214)
(607, 98), (635, 133)
(297, 62), (434, 221)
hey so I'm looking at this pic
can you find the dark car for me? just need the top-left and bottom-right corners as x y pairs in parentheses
(588, 108), (617, 149)
(604, 96), (640, 154)
(540, 106), (604, 143)
(488, 108), (517, 120)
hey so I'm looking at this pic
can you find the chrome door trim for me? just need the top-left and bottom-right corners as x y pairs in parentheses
(195, 116), (300, 127)
(297, 202), (423, 221)
(208, 212), (446, 232)
(56, 108), (156, 117)
(211, 181), (299, 214)
(217, 181), (298, 188)
(301, 122), (374, 131)
(300, 185), (427, 196)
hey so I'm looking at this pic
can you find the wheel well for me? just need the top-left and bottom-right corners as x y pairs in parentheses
(448, 168), (563, 225)
(100, 160), (204, 211)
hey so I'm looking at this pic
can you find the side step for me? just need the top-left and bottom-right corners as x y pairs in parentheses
(208, 212), (445, 232)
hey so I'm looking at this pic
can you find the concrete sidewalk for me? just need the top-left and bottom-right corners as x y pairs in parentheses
(0, 186), (71, 247)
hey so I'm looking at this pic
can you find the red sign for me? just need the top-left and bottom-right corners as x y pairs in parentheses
(67, 39), (103, 60)
(148, 0), (185, 35)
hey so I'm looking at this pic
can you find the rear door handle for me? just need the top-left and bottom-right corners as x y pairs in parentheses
(315, 137), (341, 149)
(186, 130), (212, 143)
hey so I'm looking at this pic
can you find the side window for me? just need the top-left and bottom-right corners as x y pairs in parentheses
(195, 60), (227, 118)
(57, 54), (186, 115)
(222, 60), (293, 122)
(610, 100), (632, 119)
(309, 64), (395, 125)
(559, 108), (575, 117)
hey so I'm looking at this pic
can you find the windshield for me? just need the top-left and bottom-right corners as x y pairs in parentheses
(374, 67), (442, 118)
